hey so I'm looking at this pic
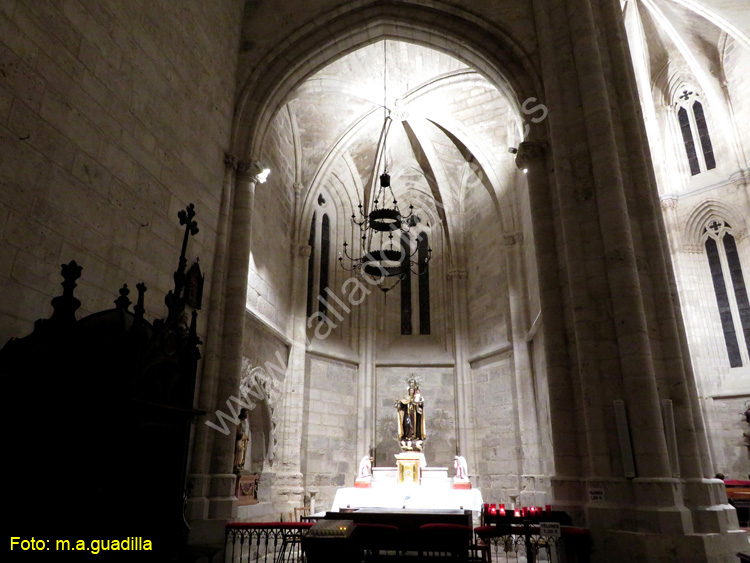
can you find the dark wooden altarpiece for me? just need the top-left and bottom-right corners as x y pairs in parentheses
(0, 204), (205, 560)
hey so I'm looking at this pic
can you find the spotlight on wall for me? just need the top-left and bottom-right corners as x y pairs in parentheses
(523, 168), (528, 174)
(252, 161), (271, 184)
(508, 147), (518, 154)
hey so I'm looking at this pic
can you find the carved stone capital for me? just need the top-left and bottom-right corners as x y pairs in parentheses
(236, 159), (253, 176)
(224, 152), (238, 170)
(503, 232), (523, 246)
(660, 197), (677, 210)
(515, 141), (548, 170)
(447, 269), (468, 280)
(683, 244), (703, 254)
(236, 159), (268, 183)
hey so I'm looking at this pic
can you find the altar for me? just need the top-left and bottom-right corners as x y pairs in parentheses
(333, 465), (483, 512)
(331, 377), (482, 513)
(331, 484), (483, 512)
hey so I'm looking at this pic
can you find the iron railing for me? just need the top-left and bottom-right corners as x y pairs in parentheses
(225, 522), (313, 563)
(475, 524), (590, 563)
(224, 521), (589, 562)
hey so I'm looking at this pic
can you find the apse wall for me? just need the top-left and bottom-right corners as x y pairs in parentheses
(0, 0), (243, 343)
(301, 353), (358, 510)
(471, 355), (519, 503)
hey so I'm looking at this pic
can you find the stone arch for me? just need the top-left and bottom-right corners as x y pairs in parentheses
(682, 198), (746, 247)
(231, 1), (543, 159)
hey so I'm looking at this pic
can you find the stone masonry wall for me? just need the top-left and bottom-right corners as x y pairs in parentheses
(250, 108), (295, 333)
(375, 366), (456, 469)
(0, 0), (243, 344)
(471, 355), (521, 505)
(711, 396), (750, 479)
(301, 353), (358, 511)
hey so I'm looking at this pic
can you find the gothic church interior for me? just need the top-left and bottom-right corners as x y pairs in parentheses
(2, 0), (750, 561)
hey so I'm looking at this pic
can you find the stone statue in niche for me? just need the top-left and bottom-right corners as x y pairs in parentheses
(395, 377), (426, 451)
(234, 408), (250, 473)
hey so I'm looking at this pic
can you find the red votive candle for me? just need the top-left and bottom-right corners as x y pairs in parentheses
(537, 506), (543, 515)
(530, 507), (536, 515)
(521, 507), (527, 517)
(499, 504), (505, 516)
(491, 504), (497, 515)
(484, 503), (489, 514)
(514, 508), (520, 517)
(545, 504), (552, 514)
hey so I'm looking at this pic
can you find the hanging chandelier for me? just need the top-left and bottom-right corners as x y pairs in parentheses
(338, 41), (431, 293)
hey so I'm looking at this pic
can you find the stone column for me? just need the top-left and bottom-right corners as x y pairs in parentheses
(206, 159), (259, 520)
(528, 0), (744, 556)
(271, 241), (309, 513)
(447, 268), (476, 473)
(504, 230), (547, 506)
(515, 141), (582, 515)
(187, 153), (237, 523)
(357, 285), (376, 463)
(272, 182), (308, 513)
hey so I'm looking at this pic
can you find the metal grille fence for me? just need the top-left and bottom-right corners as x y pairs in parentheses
(225, 522), (312, 563)
(475, 525), (590, 563)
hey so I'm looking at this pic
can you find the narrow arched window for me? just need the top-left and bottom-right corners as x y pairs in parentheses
(305, 212), (316, 318)
(704, 219), (750, 367)
(400, 232), (412, 335)
(399, 229), (431, 336)
(318, 214), (330, 318)
(674, 90), (716, 175)
(306, 194), (335, 323)
(693, 101), (716, 171)
(417, 232), (430, 335)
(678, 106), (700, 176)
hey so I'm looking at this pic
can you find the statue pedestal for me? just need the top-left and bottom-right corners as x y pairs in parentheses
(354, 477), (371, 488)
(395, 452), (426, 485)
(235, 472), (260, 506)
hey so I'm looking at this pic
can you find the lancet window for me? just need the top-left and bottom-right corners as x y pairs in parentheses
(306, 194), (334, 322)
(400, 229), (431, 336)
(704, 219), (750, 367)
(675, 89), (716, 176)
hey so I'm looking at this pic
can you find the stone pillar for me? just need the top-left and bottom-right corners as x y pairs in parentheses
(272, 182), (308, 513)
(515, 141), (582, 515)
(528, 0), (745, 557)
(187, 153), (237, 523)
(206, 159), (260, 520)
(357, 286), (376, 463)
(447, 268), (476, 474)
(272, 243), (308, 513)
(504, 230), (547, 506)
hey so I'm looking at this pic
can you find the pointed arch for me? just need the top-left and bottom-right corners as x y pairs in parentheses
(682, 199), (746, 247)
(232, 1), (543, 160)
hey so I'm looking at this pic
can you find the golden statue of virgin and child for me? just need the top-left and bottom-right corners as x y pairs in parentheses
(394, 377), (426, 451)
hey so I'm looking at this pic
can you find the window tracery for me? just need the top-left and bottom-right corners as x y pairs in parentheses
(703, 218), (750, 367)
(675, 89), (716, 176)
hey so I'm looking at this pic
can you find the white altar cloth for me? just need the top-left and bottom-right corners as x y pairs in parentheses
(331, 486), (483, 512)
